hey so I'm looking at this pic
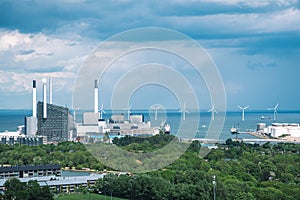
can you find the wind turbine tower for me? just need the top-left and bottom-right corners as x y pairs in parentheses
(125, 105), (132, 121)
(151, 104), (161, 121)
(208, 104), (217, 121)
(179, 103), (189, 121)
(72, 106), (80, 122)
(268, 103), (279, 121)
(237, 105), (249, 121)
(99, 104), (106, 119)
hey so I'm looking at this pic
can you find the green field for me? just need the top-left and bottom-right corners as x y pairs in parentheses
(55, 193), (127, 200)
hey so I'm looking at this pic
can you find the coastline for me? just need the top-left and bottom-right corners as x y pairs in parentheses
(243, 131), (300, 143)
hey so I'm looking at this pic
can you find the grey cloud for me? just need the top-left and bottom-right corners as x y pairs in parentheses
(19, 49), (35, 55)
(247, 60), (277, 70)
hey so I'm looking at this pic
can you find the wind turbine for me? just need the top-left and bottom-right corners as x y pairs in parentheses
(125, 105), (132, 121)
(150, 104), (161, 120)
(268, 103), (279, 121)
(208, 104), (217, 121)
(72, 106), (80, 122)
(237, 105), (249, 121)
(179, 103), (189, 121)
(99, 104), (106, 119)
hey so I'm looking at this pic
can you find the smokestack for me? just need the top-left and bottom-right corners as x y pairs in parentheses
(32, 80), (37, 118)
(94, 80), (98, 113)
(42, 78), (47, 119)
(49, 78), (52, 104)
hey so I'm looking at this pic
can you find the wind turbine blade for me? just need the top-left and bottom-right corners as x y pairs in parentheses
(244, 106), (249, 110)
(237, 105), (242, 110)
(151, 105), (157, 109)
(275, 103), (279, 109)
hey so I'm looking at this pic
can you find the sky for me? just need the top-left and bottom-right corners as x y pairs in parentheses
(0, 0), (299, 111)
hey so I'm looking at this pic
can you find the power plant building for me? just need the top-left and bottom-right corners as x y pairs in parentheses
(37, 102), (74, 142)
(25, 116), (37, 136)
(0, 131), (45, 146)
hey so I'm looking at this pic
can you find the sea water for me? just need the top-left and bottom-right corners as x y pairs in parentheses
(1, 109), (300, 140)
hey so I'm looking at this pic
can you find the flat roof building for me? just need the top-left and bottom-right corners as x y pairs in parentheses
(37, 102), (74, 142)
(0, 164), (61, 178)
(0, 173), (103, 194)
(0, 131), (45, 146)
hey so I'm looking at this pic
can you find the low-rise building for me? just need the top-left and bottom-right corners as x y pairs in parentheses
(0, 164), (61, 178)
(0, 131), (46, 146)
(0, 173), (104, 194)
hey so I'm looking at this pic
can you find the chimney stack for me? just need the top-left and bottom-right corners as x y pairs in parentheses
(32, 80), (37, 118)
(42, 78), (47, 119)
(94, 80), (98, 113)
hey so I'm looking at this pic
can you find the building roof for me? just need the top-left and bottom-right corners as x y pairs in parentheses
(0, 164), (60, 173)
(0, 173), (104, 187)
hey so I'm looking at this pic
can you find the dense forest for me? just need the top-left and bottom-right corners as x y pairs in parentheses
(0, 141), (106, 171)
(0, 134), (300, 199)
(1, 178), (53, 200)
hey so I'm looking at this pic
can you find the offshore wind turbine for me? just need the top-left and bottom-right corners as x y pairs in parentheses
(208, 104), (217, 121)
(99, 104), (106, 119)
(237, 105), (249, 121)
(150, 104), (161, 120)
(72, 106), (80, 122)
(179, 103), (189, 121)
(125, 105), (132, 121)
(268, 103), (279, 121)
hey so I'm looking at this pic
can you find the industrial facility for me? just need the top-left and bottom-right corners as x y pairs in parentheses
(23, 79), (74, 143)
(257, 122), (300, 138)
(37, 102), (74, 143)
(3, 78), (160, 144)
(75, 80), (160, 143)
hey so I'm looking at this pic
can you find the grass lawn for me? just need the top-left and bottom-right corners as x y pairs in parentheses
(54, 193), (127, 200)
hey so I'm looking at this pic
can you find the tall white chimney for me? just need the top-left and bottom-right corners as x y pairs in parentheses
(42, 78), (47, 119)
(94, 80), (98, 113)
(49, 78), (52, 104)
(32, 80), (37, 118)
